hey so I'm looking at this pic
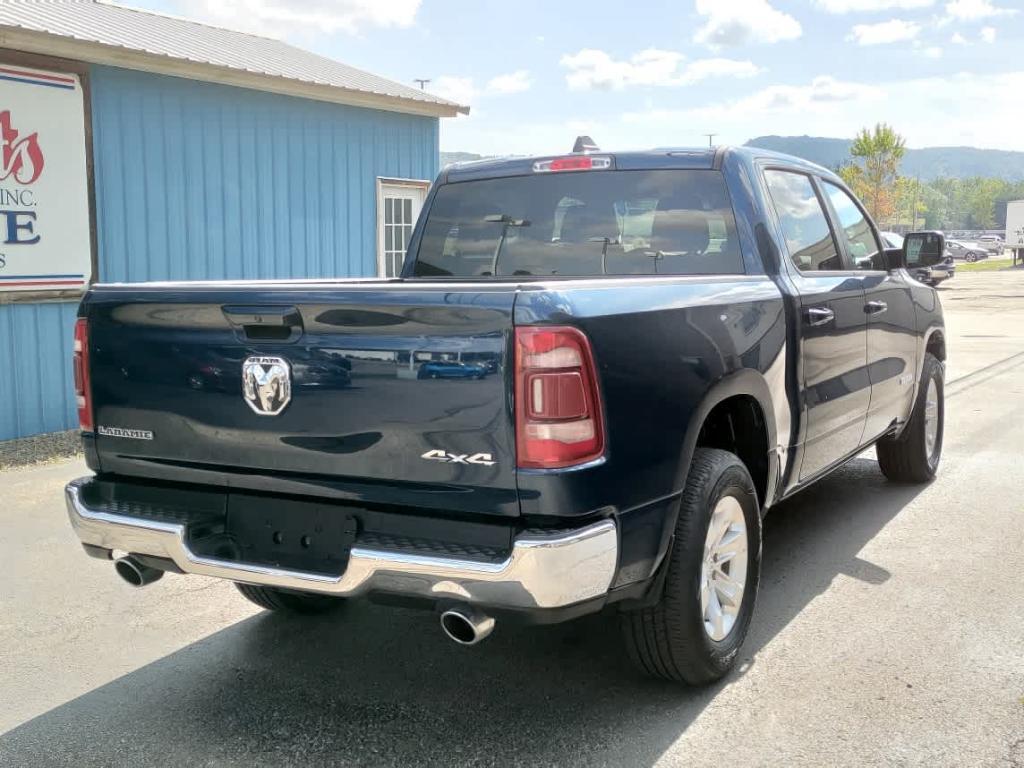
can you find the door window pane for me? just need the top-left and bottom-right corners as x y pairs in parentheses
(822, 182), (881, 268)
(383, 195), (406, 277)
(764, 170), (843, 272)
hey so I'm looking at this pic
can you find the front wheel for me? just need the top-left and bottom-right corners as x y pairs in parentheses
(965, 252), (978, 263)
(621, 448), (762, 685)
(876, 352), (944, 483)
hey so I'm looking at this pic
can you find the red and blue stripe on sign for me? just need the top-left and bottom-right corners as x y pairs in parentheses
(0, 274), (86, 287)
(0, 66), (76, 90)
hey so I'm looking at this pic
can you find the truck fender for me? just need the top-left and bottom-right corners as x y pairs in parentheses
(896, 324), (945, 439)
(643, 369), (780, 588)
(675, 369), (779, 493)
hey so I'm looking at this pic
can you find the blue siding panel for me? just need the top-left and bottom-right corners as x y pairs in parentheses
(0, 302), (79, 440)
(90, 65), (439, 282)
(2, 66), (439, 441)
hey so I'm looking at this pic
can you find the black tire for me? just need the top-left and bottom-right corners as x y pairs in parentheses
(234, 583), (345, 614)
(966, 252), (977, 263)
(876, 353), (944, 483)
(621, 448), (762, 685)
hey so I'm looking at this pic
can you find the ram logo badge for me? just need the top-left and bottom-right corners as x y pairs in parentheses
(421, 449), (496, 466)
(242, 356), (291, 416)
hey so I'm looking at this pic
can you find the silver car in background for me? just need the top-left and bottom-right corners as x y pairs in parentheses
(978, 235), (1004, 257)
(946, 239), (990, 264)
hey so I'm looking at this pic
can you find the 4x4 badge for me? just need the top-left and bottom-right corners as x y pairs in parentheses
(421, 449), (495, 466)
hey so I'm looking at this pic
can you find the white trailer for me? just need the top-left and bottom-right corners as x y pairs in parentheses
(1007, 200), (1024, 265)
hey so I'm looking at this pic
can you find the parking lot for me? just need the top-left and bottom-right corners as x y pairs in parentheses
(1, 271), (1022, 768)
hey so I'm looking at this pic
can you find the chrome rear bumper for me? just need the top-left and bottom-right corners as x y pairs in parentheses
(65, 479), (618, 610)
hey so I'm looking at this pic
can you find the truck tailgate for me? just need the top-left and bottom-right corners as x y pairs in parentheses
(84, 282), (518, 517)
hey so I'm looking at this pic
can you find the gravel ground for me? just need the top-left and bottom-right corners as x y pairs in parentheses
(0, 430), (80, 470)
(0, 272), (1022, 767)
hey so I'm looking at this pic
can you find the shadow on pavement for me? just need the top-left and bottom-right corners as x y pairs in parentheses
(0, 459), (925, 767)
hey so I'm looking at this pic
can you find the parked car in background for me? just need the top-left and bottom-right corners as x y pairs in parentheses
(977, 235), (1004, 257)
(417, 360), (488, 379)
(64, 144), (949, 686)
(882, 231), (954, 285)
(946, 240), (989, 263)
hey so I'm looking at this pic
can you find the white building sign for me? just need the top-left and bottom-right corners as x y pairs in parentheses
(0, 64), (91, 292)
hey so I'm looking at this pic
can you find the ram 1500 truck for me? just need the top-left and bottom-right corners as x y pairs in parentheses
(65, 145), (948, 685)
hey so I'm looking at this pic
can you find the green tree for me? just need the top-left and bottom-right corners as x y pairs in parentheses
(919, 182), (950, 230)
(894, 177), (927, 229)
(848, 123), (906, 225)
(963, 177), (1008, 229)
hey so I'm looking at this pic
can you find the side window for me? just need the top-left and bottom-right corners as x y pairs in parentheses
(764, 170), (843, 272)
(822, 182), (882, 268)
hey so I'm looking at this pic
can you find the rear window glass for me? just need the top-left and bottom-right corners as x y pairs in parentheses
(412, 170), (744, 277)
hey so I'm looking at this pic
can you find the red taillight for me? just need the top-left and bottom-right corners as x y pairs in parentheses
(73, 318), (93, 432)
(515, 326), (605, 469)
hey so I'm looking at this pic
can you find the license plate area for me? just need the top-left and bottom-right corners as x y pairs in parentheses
(206, 493), (358, 574)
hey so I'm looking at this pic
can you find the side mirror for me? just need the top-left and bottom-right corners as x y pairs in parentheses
(903, 231), (945, 268)
(882, 247), (905, 270)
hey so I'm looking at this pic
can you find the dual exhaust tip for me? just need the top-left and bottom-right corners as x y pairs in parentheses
(113, 557), (495, 645)
(440, 605), (495, 646)
(114, 556), (164, 588)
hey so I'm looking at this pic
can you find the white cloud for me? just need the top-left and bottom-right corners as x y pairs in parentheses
(161, 0), (421, 37)
(560, 48), (761, 90)
(921, 45), (944, 56)
(814, 0), (934, 11)
(561, 49), (685, 89)
(684, 58), (764, 82)
(486, 70), (532, 95)
(623, 76), (884, 124)
(429, 71), (533, 109)
(430, 76), (477, 107)
(980, 26), (997, 41)
(848, 19), (922, 44)
(942, 0), (1017, 20)
(693, 0), (802, 48)
(951, 31), (969, 43)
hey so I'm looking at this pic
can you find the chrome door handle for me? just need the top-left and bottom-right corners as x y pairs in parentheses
(864, 301), (888, 315)
(805, 307), (835, 326)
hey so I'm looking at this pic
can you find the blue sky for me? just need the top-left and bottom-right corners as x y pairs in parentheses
(125, 0), (1024, 154)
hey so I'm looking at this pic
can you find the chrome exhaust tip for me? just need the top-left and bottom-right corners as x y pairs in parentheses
(114, 556), (164, 588)
(440, 605), (495, 646)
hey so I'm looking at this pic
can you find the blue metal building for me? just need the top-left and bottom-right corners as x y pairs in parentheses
(0, 2), (465, 444)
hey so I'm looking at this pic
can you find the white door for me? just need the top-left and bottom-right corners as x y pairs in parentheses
(377, 179), (428, 278)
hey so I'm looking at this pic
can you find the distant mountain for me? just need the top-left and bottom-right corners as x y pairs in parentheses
(440, 151), (486, 167)
(744, 135), (1024, 181)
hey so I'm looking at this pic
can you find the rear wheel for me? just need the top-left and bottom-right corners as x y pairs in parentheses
(876, 352), (944, 483)
(965, 251), (978, 263)
(235, 583), (345, 614)
(621, 448), (761, 685)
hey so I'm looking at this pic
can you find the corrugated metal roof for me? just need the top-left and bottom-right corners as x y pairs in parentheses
(0, 0), (467, 117)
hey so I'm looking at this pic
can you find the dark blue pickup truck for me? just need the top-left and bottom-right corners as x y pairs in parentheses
(65, 144), (948, 685)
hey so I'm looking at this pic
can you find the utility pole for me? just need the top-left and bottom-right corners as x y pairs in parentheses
(704, 133), (717, 148)
(413, 78), (431, 90)
(911, 175), (920, 231)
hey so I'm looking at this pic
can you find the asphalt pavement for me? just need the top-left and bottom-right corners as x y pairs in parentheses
(1, 271), (1022, 767)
